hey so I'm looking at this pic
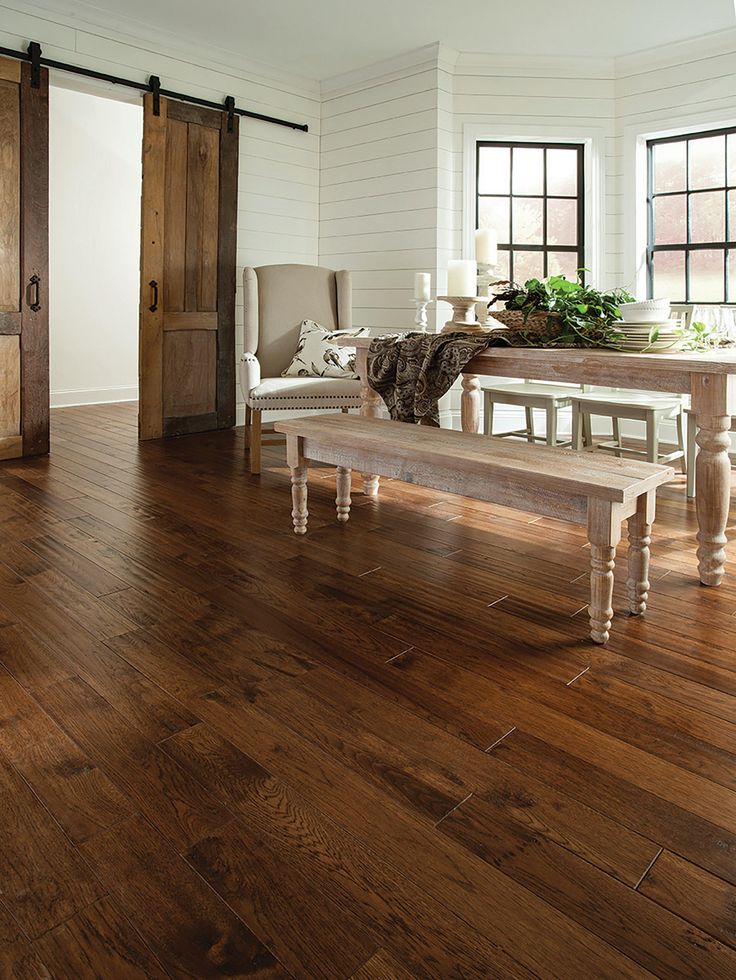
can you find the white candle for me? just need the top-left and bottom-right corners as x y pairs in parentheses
(447, 259), (477, 297)
(475, 228), (498, 266)
(414, 272), (431, 301)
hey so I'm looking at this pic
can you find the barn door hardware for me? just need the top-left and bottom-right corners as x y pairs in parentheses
(28, 41), (41, 88)
(224, 96), (235, 133)
(149, 75), (161, 116)
(0, 40), (308, 131)
(148, 280), (159, 313)
(28, 275), (41, 313)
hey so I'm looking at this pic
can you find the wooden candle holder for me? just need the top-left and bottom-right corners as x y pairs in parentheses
(437, 295), (492, 334)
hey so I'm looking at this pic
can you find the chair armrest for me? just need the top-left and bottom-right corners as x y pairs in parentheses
(239, 352), (261, 397)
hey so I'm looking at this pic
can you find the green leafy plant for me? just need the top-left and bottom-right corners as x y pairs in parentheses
(639, 319), (721, 353)
(491, 274), (634, 349)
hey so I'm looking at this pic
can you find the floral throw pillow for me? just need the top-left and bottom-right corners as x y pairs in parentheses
(282, 320), (369, 379)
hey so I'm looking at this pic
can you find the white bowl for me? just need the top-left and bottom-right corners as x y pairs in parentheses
(618, 299), (671, 323)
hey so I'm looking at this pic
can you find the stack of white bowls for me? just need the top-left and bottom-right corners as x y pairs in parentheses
(615, 299), (680, 351)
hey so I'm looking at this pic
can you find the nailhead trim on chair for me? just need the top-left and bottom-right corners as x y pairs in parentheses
(247, 397), (363, 409)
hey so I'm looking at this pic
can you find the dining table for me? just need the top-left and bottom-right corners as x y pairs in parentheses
(346, 335), (736, 587)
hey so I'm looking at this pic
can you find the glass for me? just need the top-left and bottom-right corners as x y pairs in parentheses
(690, 249), (725, 302)
(494, 249), (511, 281)
(654, 193), (686, 244)
(652, 250), (685, 301)
(512, 197), (543, 244)
(689, 134), (725, 190)
(728, 134), (736, 185)
(689, 191), (725, 243)
(653, 141), (686, 193)
(547, 148), (578, 196)
(730, 250), (736, 304)
(512, 147), (544, 195)
(729, 189), (736, 239)
(512, 249), (544, 283)
(547, 199), (577, 246)
(478, 145), (510, 194)
(547, 250), (579, 279)
(478, 197), (510, 244)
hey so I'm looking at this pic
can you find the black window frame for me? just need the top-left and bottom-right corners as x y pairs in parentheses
(475, 140), (585, 283)
(647, 125), (736, 304)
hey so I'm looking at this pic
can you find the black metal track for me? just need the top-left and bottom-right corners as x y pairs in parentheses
(0, 42), (309, 132)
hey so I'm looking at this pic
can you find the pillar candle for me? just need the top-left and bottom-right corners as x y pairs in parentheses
(414, 272), (431, 301)
(475, 228), (498, 266)
(447, 259), (477, 297)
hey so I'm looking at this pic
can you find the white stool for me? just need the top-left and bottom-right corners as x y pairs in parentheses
(571, 390), (686, 470)
(482, 382), (582, 447)
(685, 409), (736, 498)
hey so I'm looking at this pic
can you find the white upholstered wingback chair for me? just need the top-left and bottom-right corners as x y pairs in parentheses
(239, 264), (362, 473)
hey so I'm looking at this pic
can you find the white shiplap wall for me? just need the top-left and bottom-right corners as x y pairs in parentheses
(0, 2), (320, 421)
(319, 45), (460, 335)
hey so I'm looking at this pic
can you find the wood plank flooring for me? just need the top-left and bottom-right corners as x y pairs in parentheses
(0, 401), (735, 977)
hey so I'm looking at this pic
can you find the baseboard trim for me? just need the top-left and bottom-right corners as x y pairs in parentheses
(50, 385), (139, 408)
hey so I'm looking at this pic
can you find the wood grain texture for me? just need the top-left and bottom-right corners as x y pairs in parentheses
(19, 62), (49, 457)
(138, 94), (167, 440)
(162, 329), (216, 418)
(0, 78), (20, 313)
(0, 55), (21, 83)
(1, 400), (735, 976)
(0, 334), (20, 439)
(217, 112), (238, 429)
(162, 116), (187, 314)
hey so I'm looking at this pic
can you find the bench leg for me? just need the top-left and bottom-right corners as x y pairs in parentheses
(627, 491), (654, 616)
(587, 499), (621, 644)
(336, 466), (352, 523)
(290, 465), (308, 535)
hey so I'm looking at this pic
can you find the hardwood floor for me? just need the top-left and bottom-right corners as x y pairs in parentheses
(1, 401), (735, 978)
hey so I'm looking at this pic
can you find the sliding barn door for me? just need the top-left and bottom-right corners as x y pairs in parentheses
(139, 94), (238, 439)
(0, 57), (49, 459)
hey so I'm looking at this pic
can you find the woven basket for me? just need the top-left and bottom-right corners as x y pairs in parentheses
(489, 309), (560, 333)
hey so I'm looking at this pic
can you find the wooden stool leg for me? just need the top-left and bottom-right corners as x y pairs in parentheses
(645, 410), (660, 464)
(572, 403), (584, 451)
(587, 499), (620, 644)
(483, 392), (493, 436)
(336, 466), (352, 523)
(545, 405), (558, 447)
(612, 417), (622, 457)
(582, 411), (592, 449)
(290, 465), (308, 535)
(525, 407), (535, 443)
(675, 409), (687, 474)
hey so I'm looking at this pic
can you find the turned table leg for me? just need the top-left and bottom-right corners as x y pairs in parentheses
(357, 347), (381, 497)
(587, 499), (621, 644)
(461, 373), (482, 434)
(692, 373), (735, 586)
(627, 491), (654, 615)
(336, 466), (352, 523)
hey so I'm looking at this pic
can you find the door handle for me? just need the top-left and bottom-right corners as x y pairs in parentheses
(29, 274), (41, 313)
(148, 279), (159, 313)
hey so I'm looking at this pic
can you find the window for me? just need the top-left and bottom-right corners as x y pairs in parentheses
(475, 141), (584, 283)
(647, 127), (736, 303)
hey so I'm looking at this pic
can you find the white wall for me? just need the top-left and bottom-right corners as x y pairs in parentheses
(1, 1), (321, 420)
(49, 86), (142, 407)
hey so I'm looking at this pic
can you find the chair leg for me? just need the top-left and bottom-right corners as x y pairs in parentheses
(290, 464), (308, 534)
(686, 412), (697, 498)
(483, 392), (493, 436)
(244, 404), (251, 450)
(572, 403), (584, 451)
(249, 409), (262, 475)
(525, 407), (535, 443)
(545, 405), (558, 447)
(645, 410), (659, 464)
(612, 417), (622, 457)
(675, 408), (687, 475)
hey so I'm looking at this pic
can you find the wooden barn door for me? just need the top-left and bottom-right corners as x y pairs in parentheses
(139, 94), (238, 439)
(0, 56), (49, 459)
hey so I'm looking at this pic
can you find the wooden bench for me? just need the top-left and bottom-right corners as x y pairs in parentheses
(273, 415), (675, 644)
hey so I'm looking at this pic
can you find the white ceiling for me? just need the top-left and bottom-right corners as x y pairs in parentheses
(28, 0), (736, 82)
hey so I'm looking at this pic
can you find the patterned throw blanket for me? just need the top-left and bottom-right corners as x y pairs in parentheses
(367, 331), (504, 426)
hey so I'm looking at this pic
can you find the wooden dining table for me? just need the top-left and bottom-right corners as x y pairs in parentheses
(347, 336), (736, 587)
